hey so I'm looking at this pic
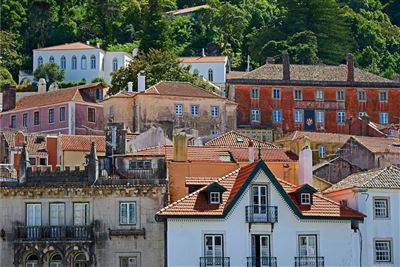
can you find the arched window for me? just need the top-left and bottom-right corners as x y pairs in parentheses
(49, 56), (55, 63)
(49, 254), (62, 267)
(26, 254), (38, 267)
(60, 56), (66, 69)
(90, 55), (96, 69)
(208, 68), (213, 82)
(81, 55), (87, 69)
(72, 56), (77, 70)
(38, 56), (43, 66)
(74, 253), (88, 267)
(112, 58), (118, 71)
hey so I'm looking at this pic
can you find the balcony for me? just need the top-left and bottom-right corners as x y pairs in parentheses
(295, 257), (325, 267)
(245, 205), (278, 223)
(199, 257), (230, 267)
(15, 225), (94, 242)
(247, 257), (277, 267)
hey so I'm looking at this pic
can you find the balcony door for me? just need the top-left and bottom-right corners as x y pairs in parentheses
(73, 203), (89, 239)
(252, 235), (270, 267)
(49, 203), (65, 238)
(26, 203), (41, 238)
(298, 235), (317, 257)
(204, 234), (223, 266)
(252, 185), (267, 220)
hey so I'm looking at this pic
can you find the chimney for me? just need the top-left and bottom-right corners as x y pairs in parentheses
(361, 114), (370, 136)
(201, 48), (206, 57)
(137, 71), (146, 92)
(19, 142), (29, 183)
(282, 51), (290, 81)
(347, 53), (354, 82)
(248, 140), (254, 163)
(173, 133), (187, 162)
(88, 141), (99, 183)
(38, 78), (47, 94)
(127, 81), (133, 92)
(86, 41), (90, 45)
(1, 84), (16, 112)
(96, 43), (101, 49)
(266, 57), (275, 64)
(298, 146), (313, 185)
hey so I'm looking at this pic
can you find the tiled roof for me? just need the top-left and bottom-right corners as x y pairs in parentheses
(8, 83), (103, 112)
(60, 135), (106, 152)
(145, 81), (224, 99)
(179, 56), (227, 63)
(33, 42), (99, 51)
(276, 131), (352, 144)
(158, 161), (364, 219)
(324, 166), (400, 193)
(238, 64), (395, 83)
(186, 177), (222, 186)
(2, 131), (47, 156)
(227, 71), (246, 79)
(351, 136), (400, 154)
(205, 131), (278, 149)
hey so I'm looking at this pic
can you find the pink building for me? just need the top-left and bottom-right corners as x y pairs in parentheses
(0, 83), (105, 135)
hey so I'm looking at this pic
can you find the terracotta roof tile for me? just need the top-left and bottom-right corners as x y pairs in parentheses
(145, 81), (224, 99)
(351, 136), (400, 154)
(2, 131), (47, 156)
(179, 56), (226, 63)
(33, 42), (99, 51)
(205, 131), (278, 149)
(186, 177), (220, 186)
(60, 135), (106, 152)
(276, 131), (352, 144)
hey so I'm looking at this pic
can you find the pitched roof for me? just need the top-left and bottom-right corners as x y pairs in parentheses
(2, 131), (47, 156)
(227, 71), (246, 79)
(238, 64), (395, 83)
(145, 81), (224, 99)
(324, 166), (400, 193)
(33, 42), (99, 51)
(350, 136), (400, 154)
(60, 135), (106, 152)
(157, 161), (365, 219)
(276, 131), (352, 144)
(186, 177), (220, 186)
(179, 56), (227, 63)
(205, 131), (277, 149)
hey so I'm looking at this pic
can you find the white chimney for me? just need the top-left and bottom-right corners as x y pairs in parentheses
(137, 71), (146, 92)
(86, 41), (90, 45)
(248, 140), (255, 163)
(299, 146), (313, 185)
(38, 78), (47, 94)
(96, 43), (100, 48)
(127, 81), (133, 92)
(201, 48), (206, 57)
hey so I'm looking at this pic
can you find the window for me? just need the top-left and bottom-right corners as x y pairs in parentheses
(175, 104), (183, 116)
(208, 68), (213, 82)
(336, 90), (345, 101)
(319, 146), (326, 158)
(112, 58), (118, 71)
(191, 105), (199, 117)
(26, 203), (42, 229)
(337, 111), (346, 124)
(90, 55), (96, 69)
(72, 56), (77, 70)
(300, 193), (311, 205)
(81, 55), (87, 69)
(315, 110), (324, 123)
(315, 90), (324, 101)
(49, 254), (62, 267)
(34, 111), (40, 126)
(273, 109), (282, 123)
(272, 88), (281, 99)
(129, 160), (151, 170)
(120, 257), (138, 267)
(120, 202), (136, 225)
(375, 240), (392, 263)
(211, 106), (219, 117)
(60, 107), (66, 121)
(379, 112), (389, 125)
(23, 113), (28, 128)
(88, 108), (96, 122)
(96, 88), (103, 100)
(379, 91), (388, 101)
(358, 90), (367, 101)
(49, 56), (55, 63)
(358, 111), (368, 117)
(251, 88), (259, 99)
(10, 115), (16, 128)
(374, 198), (389, 218)
(298, 235), (317, 257)
(48, 109), (54, 123)
(26, 254), (39, 267)
(60, 56), (66, 69)
(73, 203), (89, 225)
(294, 89), (302, 100)
(49, 203), (65, 226)
(252, 185), (267, 215)
(251, 109), (260, 122)
(294, 109), (303, 123)
(204, 235), (223, 260)
(38, 56), (43, 66)
(210, 192), (220, 204)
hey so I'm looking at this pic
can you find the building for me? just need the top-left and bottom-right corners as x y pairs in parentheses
(157, 160), (365, 267)
(0, 142), (166, 267)
(312, 157), (362, 184)
(103, 81), (237, 138)
(0, 83), (105, 135)
(21, 42), (133, 85)
(204, 130), (278, 149)
(324, 166), (400, 267)
(228, 53), (400, 136)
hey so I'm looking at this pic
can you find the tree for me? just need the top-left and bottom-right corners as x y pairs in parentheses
(33, 62), (65, 86)
(0, 0), (27, 34)
(0, 31), (23, 77)
(110, 49), (211, 94)
(0, 68), (17, 88)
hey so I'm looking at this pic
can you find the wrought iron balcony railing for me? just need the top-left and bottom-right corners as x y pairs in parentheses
(245, 205), (278, 223)
(199, 257), (230, 267)
(295, 257), (325, 267)
(15, 225), (94, 241)
(247, 256), (277, 267)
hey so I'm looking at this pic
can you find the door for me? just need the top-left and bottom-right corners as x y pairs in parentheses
(252, 235), (270, 267)
(204, 235), (223, 266)
(298, 235), (317, 266)
(304, 110), (315, 131)
(253, 186), (267, 221)
(26, 204), (41, 238)
(49, 203), (65, 238)
(73, 203), (89, 238)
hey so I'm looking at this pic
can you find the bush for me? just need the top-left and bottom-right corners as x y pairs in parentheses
(58, 80), (86, 88)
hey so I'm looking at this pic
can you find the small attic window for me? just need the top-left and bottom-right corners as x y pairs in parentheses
(300, 193), (311, 205)
(236, 136), (244, 143)
(210, 192), (221, 204)
(219, 154), (231, 162)
(204, 182), (227, 205)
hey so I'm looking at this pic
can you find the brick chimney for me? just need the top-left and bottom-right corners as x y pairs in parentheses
(282, 51), (290, 81)
(173, 133), (187, 162)
(347, 53), (354, 82)
(2, 84), (16, 112)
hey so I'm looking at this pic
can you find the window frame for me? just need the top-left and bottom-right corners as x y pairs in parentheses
(90, 55), (96, 69)
(251, 109), (260, 123)
(358, 90), (367, 101)
(379, 91), (388, 102)
(294, 109), (303, 123)
(119, 256), (138, 267)
(294, 89), (303, 101)
(374, 239), (392, 263)
(48, 108), (55, 124)
(81, 55), (87, 70)
(38, 56), (43, 66)
(60, 107), (66, 122)
(119, 201), (137, 225)
(315, 110), (325, 124)
(60, 56), (66, 70)
(191, 105), (200, 117)
(315, 90), (324, 101)
(209, 192), (221, 204)
(128, 160), (152, 170)
(175, 104), (183, 116)
(373, 197), (390, 219)
(336, 111), (346, 124)
(10, 115), (16, 129)
(319, 146), (326, 158)
(251, 88), (259, 99)
(73, 202), (90, 225)
(208, 68), (214, 82)
(272, 109), (282, 123)
(88, 107), (96, 123)
(379, 112), (389, 125)
(112, 58), (118, 71)
(211, 106), (219, 118)
(71, 55), (77, 70)
(33, 111), (40, 126)
(23, 113), (28, 128)
(300, 193), (311, 205)
(272, 88), (281, 99)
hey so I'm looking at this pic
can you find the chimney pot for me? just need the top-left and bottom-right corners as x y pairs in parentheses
(347, 53), (354, 82)
(137, 71), (146, 92)
(201, 48), (206, 57)
(282, 51), (290, 81)
(38, 78), (47, 94)
(127, 82), (133, 92)
(86, 41), (90, 45)
(96, 43), (101, 48)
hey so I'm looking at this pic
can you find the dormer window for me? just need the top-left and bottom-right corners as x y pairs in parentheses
(210, 192), (221, 204)
(204, 182), (227, 205)
(291, 184), (317, 206)
(300, 193), (311, 205)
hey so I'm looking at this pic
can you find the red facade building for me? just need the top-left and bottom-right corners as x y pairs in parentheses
(228, 53), (400, 136)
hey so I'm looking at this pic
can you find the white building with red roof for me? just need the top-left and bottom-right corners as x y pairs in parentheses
(157, 160), (365, 267)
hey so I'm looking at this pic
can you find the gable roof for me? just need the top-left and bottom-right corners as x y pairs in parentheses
(324, 166), (400, 193)
(1, 131), (47, 156)
(349, 136), (400, 154)
(157, 160), (365, 220)
(60, 135), (106, 152)
(276, 131), (352, 144)
(33, 42), (99, 51)
(179, 56), (227, 63)
(205, 131), (278, 149)
(144, 81), (224, 99)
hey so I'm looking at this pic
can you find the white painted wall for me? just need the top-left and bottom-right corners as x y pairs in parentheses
(104, 52), (132, 84)
(167, 170), (359, 267)
(180, 60), (227, 86)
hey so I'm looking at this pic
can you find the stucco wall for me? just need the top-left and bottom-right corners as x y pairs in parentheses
(102, 96), (135, 131)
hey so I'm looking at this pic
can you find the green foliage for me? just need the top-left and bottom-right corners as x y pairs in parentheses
(91, 77), (107, 85)
(58, 80), (86, 88)
(107, 42), (140, 53)
(0, 68), (17, 88)
(33, 62), (65, 85)
(0, 31), (23, 76)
